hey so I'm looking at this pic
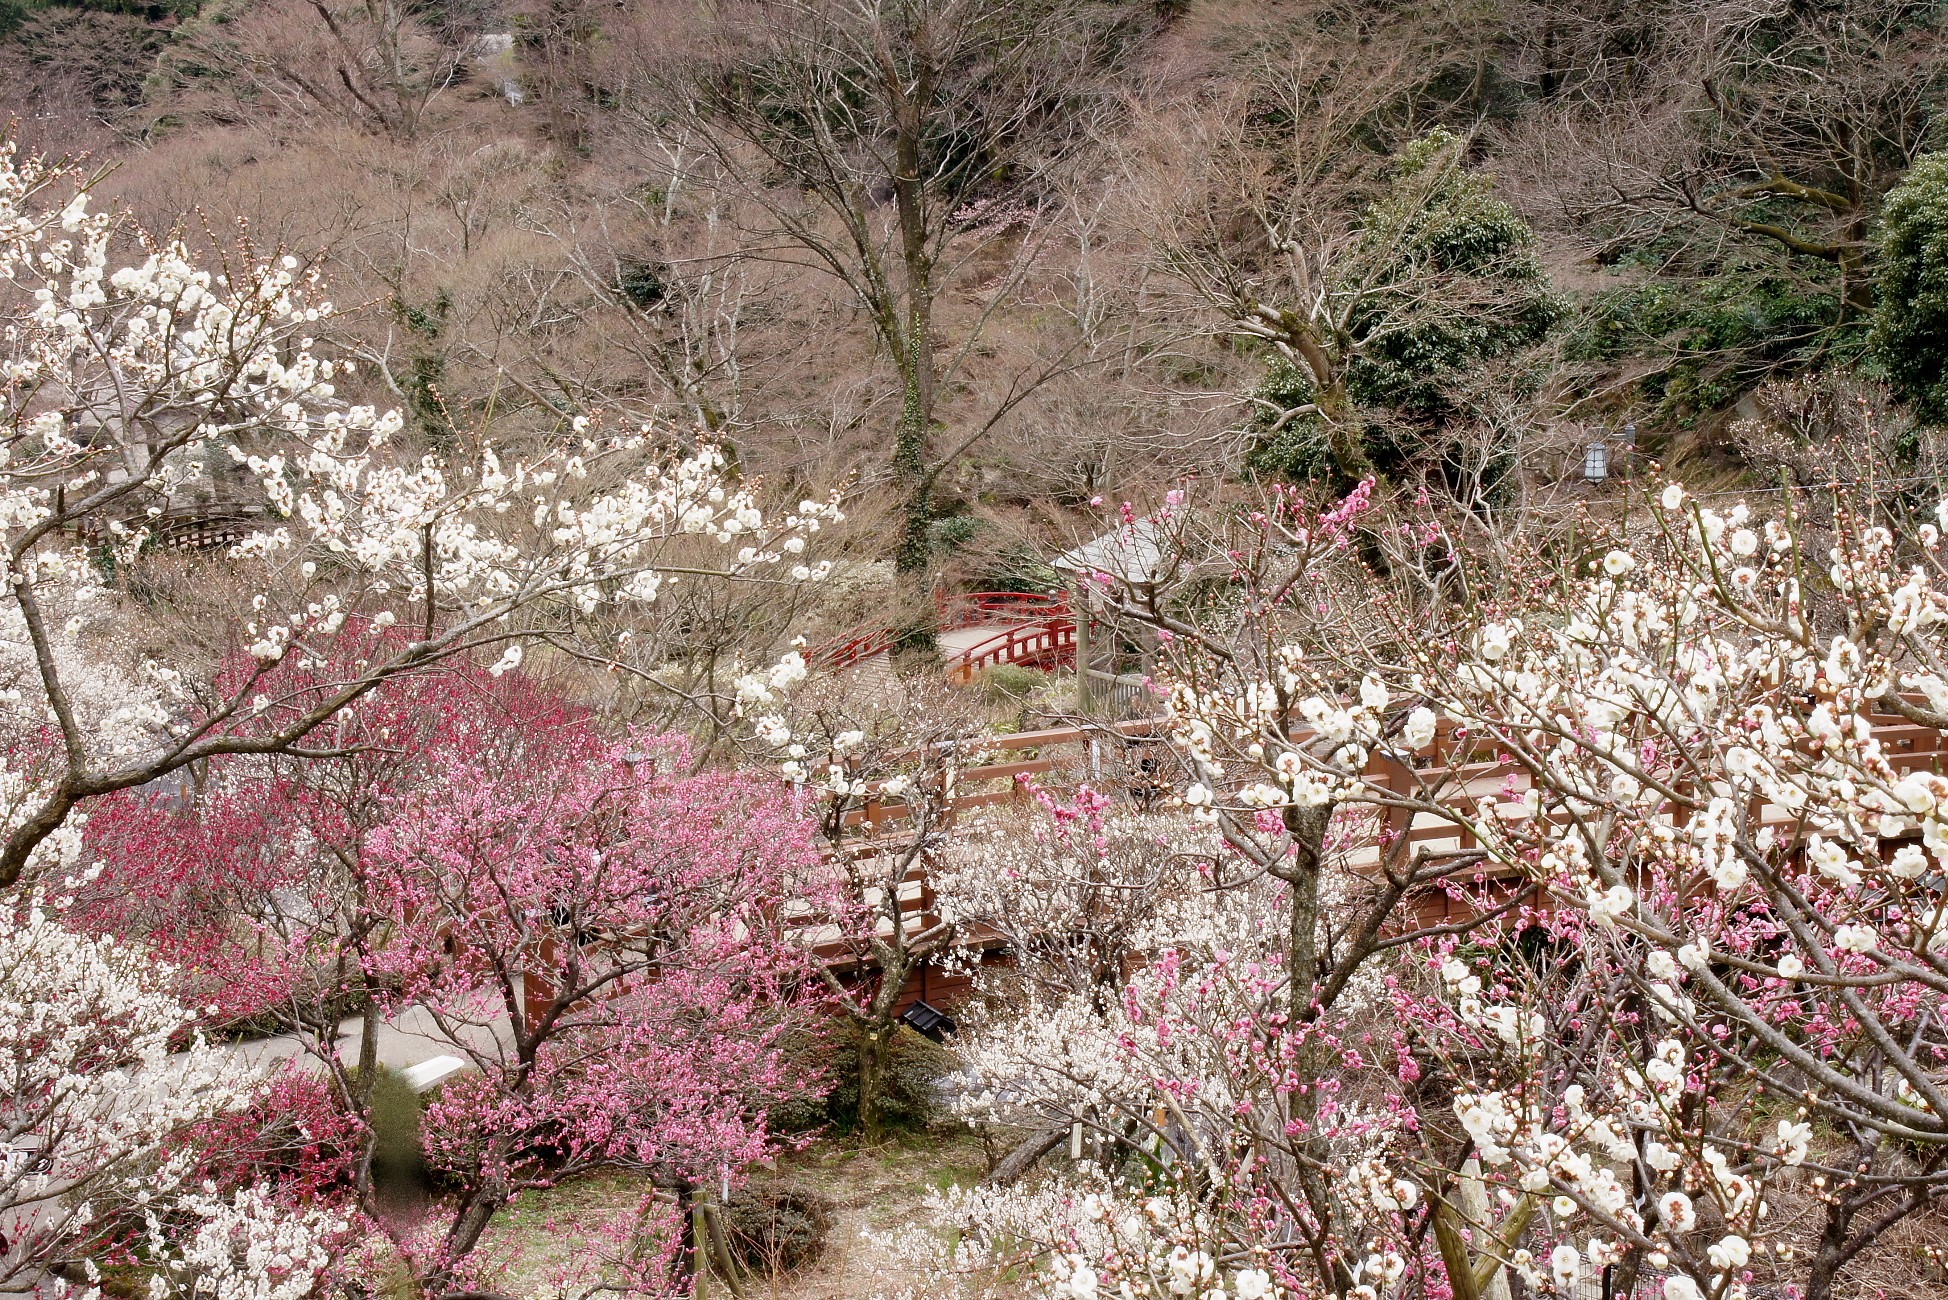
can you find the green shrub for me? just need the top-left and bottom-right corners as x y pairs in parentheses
(1565, 263), (1853, 425)
(982, 663), (1045, 704)
(968, 546), (1061, 595)
(928, 514), (983, 554)
(820, 1024), (958, 1134)
(1243, 130), (1561, 485)
(366, 1066), (431, 1205)
(1242, 356), (1334, 484)
(1345, 130), (1563, 423)
(763, 1026), (841, 1135)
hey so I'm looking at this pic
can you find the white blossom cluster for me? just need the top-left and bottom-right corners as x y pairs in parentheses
(929, 865), (1409, 1300)
(2, 139), (840, 660)
(0, 140), (841, 863)
(1412, 488), (1948, 994)
(144, 1185), (347, 1300)
(1087, 480), (1948, 1297)
(928, 803), (1219, 989)
(0, 895), (271, 1291)
(1433, 951), (1808, 1300)
(866, 1174), (1281, 1300)
(1165, 666), (1433, 823)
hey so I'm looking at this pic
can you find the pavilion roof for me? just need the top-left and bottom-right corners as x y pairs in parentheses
(1051, 518), (1169, 586)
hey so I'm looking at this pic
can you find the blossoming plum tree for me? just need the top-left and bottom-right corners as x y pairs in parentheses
(926, 785), (1229, 1181)
(79, 654), (828, 1296)
(0, 897), (345, 1296)
(873, 492), (1517, 1300)
(0, 138), (840, 890)
(0, 133), (840, 1295)
(359, 728), (824, 1296)
(77, 646), (595, 1055)
(909, 479), (1948, 1300)
(1357, 484), (1948, 1300)
(734, 673), (992, 1140)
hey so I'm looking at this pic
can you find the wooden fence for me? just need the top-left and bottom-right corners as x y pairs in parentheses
(804, 705), (1948, 997)
(73, 504), (273, 552)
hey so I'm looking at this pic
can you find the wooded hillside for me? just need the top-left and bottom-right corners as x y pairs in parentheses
(11, 0), (1945, 580)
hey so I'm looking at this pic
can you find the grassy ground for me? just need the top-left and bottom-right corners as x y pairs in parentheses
(477, 1168), (668, 1296)
(475, 1127), (993, 1300)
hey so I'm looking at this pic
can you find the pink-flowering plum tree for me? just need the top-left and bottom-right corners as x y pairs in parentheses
(0, 132), (838, 1294)
(362, 729), (825, 1296)
(78, 650), (829, 1296)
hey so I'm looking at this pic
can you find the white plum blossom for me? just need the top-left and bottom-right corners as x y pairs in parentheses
(0, 142), (842, 888)
(1834, 923), (1878, 954)
(0, 898), (268, 1290)
(1049, 473), (1948, 1300)
(1657, 1191), (1697, 1232)
(1773, 1120), (1812, 1166)
(145, 1184), (347, 1300)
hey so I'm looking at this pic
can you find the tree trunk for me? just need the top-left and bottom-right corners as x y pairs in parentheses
(983, 1120), (1071, 1186)
(1281, 802), (1330, 1026)
(892, 340), (939, 654)
(1315, 379), (1378, 489)
(1804, 1204), (1851, 1300)
(856, 1023), (891, 1142)
(1275, 799), (1351, 1291)
(430, 1178), (510, 1295)
(888, 59), (940, 651)
(675, 1179), (698, 1285)
(355, 992), (381, 1091)
(351, 995), (383, 1206)
(894, 336), (933, 577)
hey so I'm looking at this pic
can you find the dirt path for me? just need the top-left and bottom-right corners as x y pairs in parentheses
(756, 1131), (989, 1300)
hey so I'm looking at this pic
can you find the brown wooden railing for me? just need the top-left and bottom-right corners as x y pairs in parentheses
(803, 704), (1948, 960)
(74, 504), (273, 552)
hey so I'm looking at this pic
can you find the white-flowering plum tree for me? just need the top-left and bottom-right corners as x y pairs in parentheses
(0, 138), (841, 889)
(891, 479), (1948, 1300)
(0, 135), (842, 1297)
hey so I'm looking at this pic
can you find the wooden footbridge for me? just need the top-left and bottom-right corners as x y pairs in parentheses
(810, 591), (1077, 681)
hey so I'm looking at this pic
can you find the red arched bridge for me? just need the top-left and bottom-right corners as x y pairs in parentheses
(810, 591), (1076, 681)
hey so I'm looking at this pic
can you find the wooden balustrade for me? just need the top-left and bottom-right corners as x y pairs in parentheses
(796, 704), (1948, 987)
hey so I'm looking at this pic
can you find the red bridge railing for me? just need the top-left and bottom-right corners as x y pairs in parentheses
(946, 618), (1077, 682)
(807, 590), (1077, 676)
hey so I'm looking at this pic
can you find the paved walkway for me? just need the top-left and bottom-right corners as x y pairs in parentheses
(221, 1003), (512, 1078)
(937, 623), (1016, 660)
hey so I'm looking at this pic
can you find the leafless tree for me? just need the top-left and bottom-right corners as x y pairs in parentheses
(162, 0), (466, 139)
(1531, 0), (1946, 313)
(646, 0), (1146, 588)
(1124, 62), (1555, 488)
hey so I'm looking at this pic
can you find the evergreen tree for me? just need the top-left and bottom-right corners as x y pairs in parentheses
(1873, 151), (1948, 421)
